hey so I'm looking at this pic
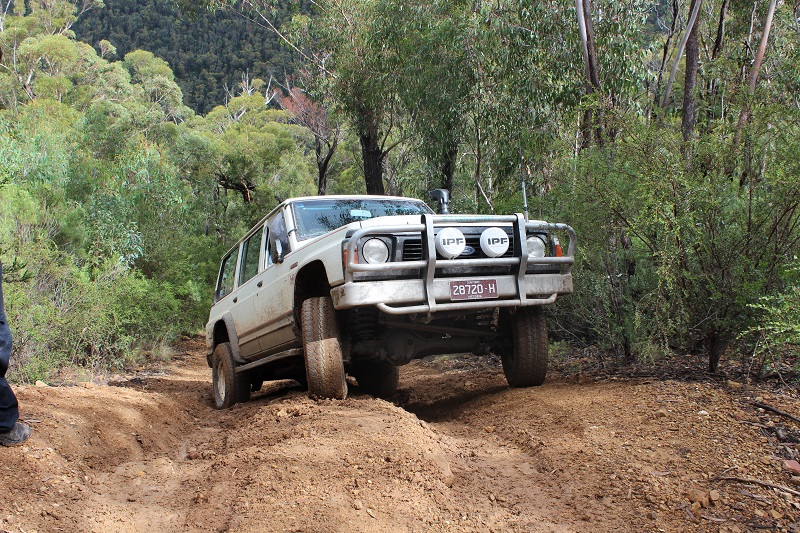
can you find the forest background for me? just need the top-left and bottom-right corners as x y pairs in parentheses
(0, 0), (798, 383)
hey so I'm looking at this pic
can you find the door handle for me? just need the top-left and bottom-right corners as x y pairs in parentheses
(257, 281), (263, 288)
(232, 297), (238, 303)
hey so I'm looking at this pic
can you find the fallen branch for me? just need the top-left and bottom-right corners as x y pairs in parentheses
(752, 402), (800, 425)
(713, 475), (800, 498)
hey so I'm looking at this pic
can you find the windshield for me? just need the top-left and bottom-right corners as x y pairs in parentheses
(291, 198), (433, 240)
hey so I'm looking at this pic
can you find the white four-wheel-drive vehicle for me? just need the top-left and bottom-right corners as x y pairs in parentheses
(205, 191), (575, 408)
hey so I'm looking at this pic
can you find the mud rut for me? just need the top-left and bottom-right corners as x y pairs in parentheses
(2, 339), (799, 532)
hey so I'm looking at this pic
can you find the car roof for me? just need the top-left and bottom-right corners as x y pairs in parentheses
(284, 195), (427, 204)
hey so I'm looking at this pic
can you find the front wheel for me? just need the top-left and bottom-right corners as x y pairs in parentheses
(301, 296), (347, 400)
(212, 342), (250, 409)
(500, 306), (548, 387)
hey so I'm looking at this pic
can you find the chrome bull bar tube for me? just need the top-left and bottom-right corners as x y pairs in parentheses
(341, 214), (576, 315)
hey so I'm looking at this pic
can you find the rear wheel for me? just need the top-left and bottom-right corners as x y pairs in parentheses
(501, 306), (548, 387)
(351, 360), (399, 399)
(212, 342), (250, 409)
(301, 296), (347, 400)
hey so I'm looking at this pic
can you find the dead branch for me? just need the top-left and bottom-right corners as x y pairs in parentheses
(752, 402), (800, 425)
(713, 475), (800, 498)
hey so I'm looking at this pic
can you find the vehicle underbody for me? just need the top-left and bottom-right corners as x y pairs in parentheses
(344, 307), (501, 366)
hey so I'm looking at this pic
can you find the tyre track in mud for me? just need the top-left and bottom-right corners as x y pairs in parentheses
(398, 359), (640, 532)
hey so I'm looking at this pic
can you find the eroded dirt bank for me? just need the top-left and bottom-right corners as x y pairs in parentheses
(2, 339), (800, 532)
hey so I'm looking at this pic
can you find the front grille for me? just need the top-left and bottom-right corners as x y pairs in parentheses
(401, 240), (423, 261)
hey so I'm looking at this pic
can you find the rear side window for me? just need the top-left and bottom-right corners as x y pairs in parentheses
(239, 230), (262, 284)
(216, 251), (237, 301)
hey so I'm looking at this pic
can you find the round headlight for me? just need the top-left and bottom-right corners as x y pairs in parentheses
(526, 236), (546, 259)
(362, 238), (390, 264)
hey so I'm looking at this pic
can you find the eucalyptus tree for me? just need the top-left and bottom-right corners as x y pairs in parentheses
(176, 0), (401, 196)
(276, 83), (341, 195)
(177, 91), (317, 240)
(369, 0), (474, 193)
(0, 0), (103, 106)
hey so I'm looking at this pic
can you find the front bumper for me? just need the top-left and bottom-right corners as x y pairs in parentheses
(331, 272), (573, 314)
(332, 213), (576, 315)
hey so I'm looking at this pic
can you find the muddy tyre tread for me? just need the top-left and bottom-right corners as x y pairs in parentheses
(212, 342), (250, 409)
(301, 297), (347, 400)
(502, 307), (548, 387)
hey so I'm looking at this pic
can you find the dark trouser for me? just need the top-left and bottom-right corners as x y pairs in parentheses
(0, 262), (18, 432)
(0, 313), (17, 432)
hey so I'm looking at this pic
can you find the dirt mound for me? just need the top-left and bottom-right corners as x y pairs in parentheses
(2, 339), (800, 532)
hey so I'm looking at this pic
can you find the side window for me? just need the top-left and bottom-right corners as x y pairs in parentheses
(216, 251), (237, 301)
(269, 211), (289, 264)
(239, 230), (262, 284)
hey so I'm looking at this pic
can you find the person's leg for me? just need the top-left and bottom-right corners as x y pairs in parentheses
(0, 306), (16, 432)
(0, 319), (28, 445)
(0, 376), (19, 433)
(0, 263), (28, 444)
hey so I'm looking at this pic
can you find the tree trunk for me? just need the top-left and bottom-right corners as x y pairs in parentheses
(730, 0), (778, 176)
(681, 0), (700, 143)
(582, 0), (601, 93)
(315, 136), (338, 196)
(575, 0), (603, 148)
(734, 0), (778, 143)
(660, 0), (703, 108)
(579, 109), (593, 151)
(711, 0), (730, 60)
(359, 129), (385, 195)
(440, 145), (457, 193)
(316, 138), (328, 195)
(707, 331), (723, 373)
(654, 0), (679, 111)
(708, 0), (730, 122)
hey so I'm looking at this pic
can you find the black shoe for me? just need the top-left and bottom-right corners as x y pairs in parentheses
(0, 422), (31, 446)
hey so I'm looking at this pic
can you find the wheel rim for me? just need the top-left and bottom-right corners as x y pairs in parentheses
(214, 361), (226, 404)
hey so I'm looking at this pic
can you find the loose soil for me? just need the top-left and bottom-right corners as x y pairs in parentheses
(2, 338), (800, 532)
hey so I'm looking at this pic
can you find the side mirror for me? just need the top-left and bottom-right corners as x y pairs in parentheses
(429, 189), (450, 215)
(273, 240), (285, 264)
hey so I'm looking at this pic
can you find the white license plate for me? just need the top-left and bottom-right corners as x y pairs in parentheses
(449, 279), (499, 301)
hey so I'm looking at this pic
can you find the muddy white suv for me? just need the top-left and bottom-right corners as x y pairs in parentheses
(205, 191), (575, 408)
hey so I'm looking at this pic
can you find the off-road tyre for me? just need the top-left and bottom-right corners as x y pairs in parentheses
(501, 306), (548, 387)
(212, 342), (250, 409)
(351, 360), (399, 399)
(301, 296), (347, 400)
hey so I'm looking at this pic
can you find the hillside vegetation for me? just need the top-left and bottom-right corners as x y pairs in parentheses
(72, 0), (301, 113)
(1, 0), (799, 382)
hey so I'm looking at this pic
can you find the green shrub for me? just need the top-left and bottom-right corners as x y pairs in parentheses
(745, 264), (800, 376)
(541, 112), (800, 372)
(3, 243), (205, 382)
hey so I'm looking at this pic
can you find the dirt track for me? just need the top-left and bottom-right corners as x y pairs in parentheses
(2, 338), (800, 532)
